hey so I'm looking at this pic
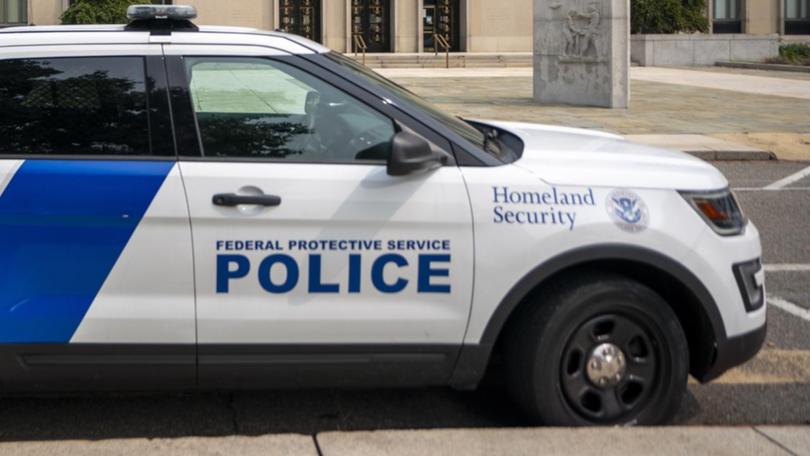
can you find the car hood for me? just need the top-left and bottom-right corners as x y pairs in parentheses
(485, 120), (728, 191)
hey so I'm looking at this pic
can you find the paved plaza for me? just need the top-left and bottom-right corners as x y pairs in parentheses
(381, 66), (810, 161)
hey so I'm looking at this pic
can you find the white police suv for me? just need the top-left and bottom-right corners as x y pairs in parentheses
(0, 5), (765, 426)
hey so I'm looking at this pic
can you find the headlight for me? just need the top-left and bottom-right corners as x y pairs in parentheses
(680, 189), (747, 236)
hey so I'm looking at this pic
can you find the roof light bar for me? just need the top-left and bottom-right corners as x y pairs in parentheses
(126, 4), (197, 21)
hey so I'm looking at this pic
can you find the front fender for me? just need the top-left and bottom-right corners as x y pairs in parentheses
(449, 244), (725, 388)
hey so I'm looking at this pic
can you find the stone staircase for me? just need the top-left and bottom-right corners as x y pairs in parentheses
(345, 52), (532, 68)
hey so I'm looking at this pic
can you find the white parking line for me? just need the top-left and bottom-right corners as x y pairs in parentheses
(768, 297), (810, 322)
(765, 264), (810, 272)
(763, 165), (810, 190)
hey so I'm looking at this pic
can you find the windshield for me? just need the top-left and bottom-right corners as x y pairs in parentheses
(323, 52), (494, 154)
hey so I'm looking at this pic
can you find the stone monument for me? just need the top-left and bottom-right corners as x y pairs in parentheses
(533, 0), (629, 108)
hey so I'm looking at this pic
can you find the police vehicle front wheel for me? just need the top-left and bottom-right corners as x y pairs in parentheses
(505, 274), (689, 426)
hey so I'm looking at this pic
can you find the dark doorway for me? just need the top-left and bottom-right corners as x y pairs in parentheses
(279, 0), (322, 43)
(351, 0), (392, 53)
(423, 0), (460, 52)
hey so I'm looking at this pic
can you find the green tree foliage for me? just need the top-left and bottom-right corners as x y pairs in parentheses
(61, 0), (142, 25)
(632, 0), (709, 34)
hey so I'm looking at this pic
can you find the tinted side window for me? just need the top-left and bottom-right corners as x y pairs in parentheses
(0, 57), (155, 156)
(185, 57), (396, 162)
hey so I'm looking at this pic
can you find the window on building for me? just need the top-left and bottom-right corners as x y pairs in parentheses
(0, 57), (154, 156)
(0, 0), (27, 26)
(185, 57), (396, 162)
(785, 0), (810, 34)
(713, 0), (742, 33)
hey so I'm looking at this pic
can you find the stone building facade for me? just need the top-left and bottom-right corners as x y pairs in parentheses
(6, 0), (535, 53)
(2, 1), (809, 53)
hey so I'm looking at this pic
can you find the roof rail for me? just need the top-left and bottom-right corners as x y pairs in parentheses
(124, 4), (199, 35)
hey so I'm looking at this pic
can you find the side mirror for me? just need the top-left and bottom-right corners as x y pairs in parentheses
(387, 131), (448, 176)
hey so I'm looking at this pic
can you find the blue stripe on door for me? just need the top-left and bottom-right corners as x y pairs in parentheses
(0, 160), (174, 344)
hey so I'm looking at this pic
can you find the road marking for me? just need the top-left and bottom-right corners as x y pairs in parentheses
(769, 296), (810, 322)
(765, 264), (810, 272)
(689, 349), (810, 384)
(763, 165), (810, 190)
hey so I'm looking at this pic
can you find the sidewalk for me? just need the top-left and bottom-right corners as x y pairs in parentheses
(1, 427), (806, 455)
(631, 67), (810, 100)
(378, 66), (810, 161)
(317, 427), (810, 456)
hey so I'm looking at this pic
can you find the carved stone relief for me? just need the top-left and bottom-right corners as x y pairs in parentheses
(549, 1), (602, 61)
(535, 0), (629, 108)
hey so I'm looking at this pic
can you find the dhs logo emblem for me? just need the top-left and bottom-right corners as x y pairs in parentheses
(606, 190), (649, 233)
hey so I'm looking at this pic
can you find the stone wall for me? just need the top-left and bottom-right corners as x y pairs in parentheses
(467, 0), (533, 52)
(631, 34), (780, 66)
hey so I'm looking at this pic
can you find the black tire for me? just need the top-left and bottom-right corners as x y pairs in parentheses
(504, 273), (689, 426)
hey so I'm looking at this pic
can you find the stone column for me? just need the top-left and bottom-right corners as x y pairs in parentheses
(533, 0), (629, 108)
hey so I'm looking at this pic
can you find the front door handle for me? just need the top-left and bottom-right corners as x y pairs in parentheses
(212, 193), (282, 207)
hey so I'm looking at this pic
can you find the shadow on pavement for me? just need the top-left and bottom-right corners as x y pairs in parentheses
(0, 384), (807, 441)
(0, 387), (522, 441)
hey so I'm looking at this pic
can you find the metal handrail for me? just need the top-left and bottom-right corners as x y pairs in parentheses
(434, 33), (450, 68)
(353, 34), (368, 65)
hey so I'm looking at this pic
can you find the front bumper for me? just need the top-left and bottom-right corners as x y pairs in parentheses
(698, 320), (767, 383)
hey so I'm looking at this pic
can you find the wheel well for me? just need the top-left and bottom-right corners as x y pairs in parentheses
(491, 260), (718, 380)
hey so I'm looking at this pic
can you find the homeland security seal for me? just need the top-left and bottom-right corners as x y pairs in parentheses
(606, 189), (649, 233)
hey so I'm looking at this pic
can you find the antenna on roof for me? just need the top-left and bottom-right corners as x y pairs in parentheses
(124, 4), (199, 35)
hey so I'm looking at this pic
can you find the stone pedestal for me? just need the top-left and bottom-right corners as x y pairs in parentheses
(533, 0), (629, 108)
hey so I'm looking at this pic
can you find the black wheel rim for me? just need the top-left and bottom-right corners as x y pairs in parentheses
(559, 313), (661, 423)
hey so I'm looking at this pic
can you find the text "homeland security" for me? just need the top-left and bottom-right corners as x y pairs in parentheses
(492, 186), (596, 230)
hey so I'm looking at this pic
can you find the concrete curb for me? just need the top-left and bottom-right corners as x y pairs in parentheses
(0, 435), (318, 456)
(716, 60), (810, 74)
(625, 134), (776, 161)
(686, 150), (776, 161)
(0, 427), (807, 455)
(315, 427), (810, 456)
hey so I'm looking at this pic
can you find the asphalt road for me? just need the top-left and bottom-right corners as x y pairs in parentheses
(0, 161), (808, 442)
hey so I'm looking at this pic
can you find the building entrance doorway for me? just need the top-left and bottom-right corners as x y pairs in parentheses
(423, 0), (460, 52)
(352, 0), (392, 53)
(279, 0), (322, 43)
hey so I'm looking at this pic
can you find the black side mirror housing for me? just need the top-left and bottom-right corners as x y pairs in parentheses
(387, 131), (448, 176)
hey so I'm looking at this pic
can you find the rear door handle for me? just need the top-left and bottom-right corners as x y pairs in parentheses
(212, 193), (282, 207)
